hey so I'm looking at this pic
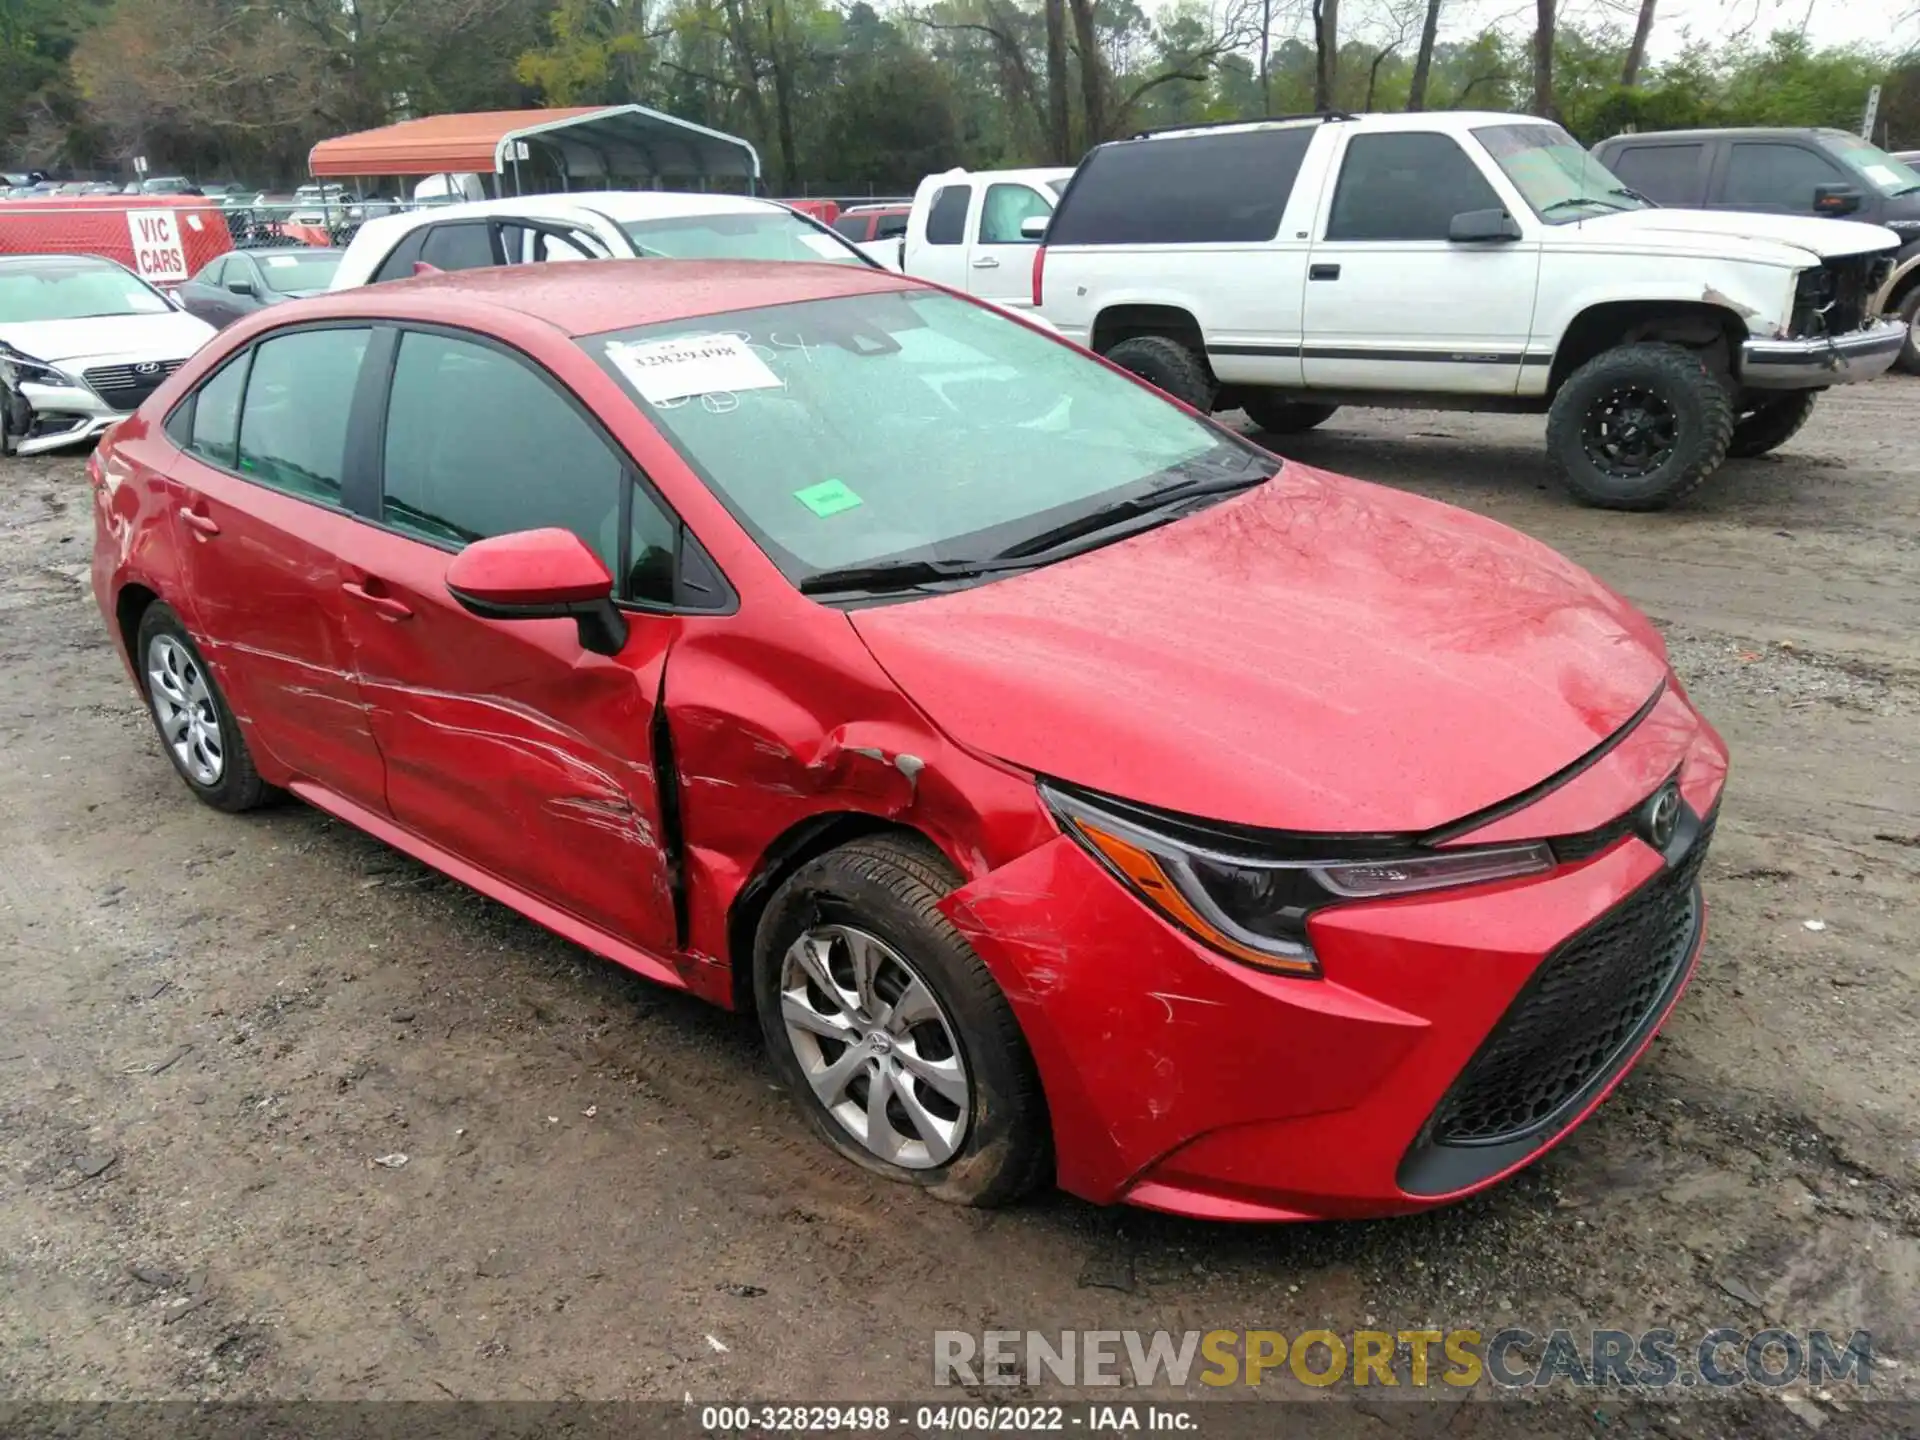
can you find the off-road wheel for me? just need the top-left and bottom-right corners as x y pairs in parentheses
(1546, 343), (1734, 511)
(753, 834), (1050, 1206)
(1239, 392), (1340, 434)
(1102, 334), (1216, 413)
(1894, 285), (1920, 376)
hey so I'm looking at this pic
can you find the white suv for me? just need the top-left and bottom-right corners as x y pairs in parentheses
(1034, 111), (1905, 509)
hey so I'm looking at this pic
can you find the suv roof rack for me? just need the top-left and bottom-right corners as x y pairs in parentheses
(1128, 111), (1355, 141)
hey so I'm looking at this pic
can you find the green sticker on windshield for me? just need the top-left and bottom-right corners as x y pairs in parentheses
(794, 479), (863, 517)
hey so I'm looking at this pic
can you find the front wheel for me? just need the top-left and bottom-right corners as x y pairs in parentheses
(1894, 286), (1920, 376)
(1239, 392), (1339, 435)
(1727, 390), (1818, 459)
(753, 835), (1049, 1206)
(1101, 335), (1216, 413)
(1546, 343), (1733, 511)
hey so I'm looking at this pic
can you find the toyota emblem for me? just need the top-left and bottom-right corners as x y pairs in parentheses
(134, 362), (161, 376)
(1639, 783), (1683, 851)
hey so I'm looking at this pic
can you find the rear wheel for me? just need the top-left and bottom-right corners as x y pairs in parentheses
(1239, 391), (1339, 434)
(753, 835), (1049, 1206)
(1895, 285), (1920, 376)
(1101, 335), (1216, 413)
(135, 603), (271, 812)
(1727, 390), (1818, 459)
(1546, 343), (1733, 511)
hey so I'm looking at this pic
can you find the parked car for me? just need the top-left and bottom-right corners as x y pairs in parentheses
(175, 248), (345, 327)
(1034, 111), (1904, 510)
(1592, 127), (1920, 372)
(136, 176), (202, 196)
(903, 166), (1074, 311)
(93, 259), (1726, 1219)
(832, 203), (911, 268)
(329, 191), (877, 289)
(0, 253), (214, 456)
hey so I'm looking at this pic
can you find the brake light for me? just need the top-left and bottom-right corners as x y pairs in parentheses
(1032, 244), (1046, 308)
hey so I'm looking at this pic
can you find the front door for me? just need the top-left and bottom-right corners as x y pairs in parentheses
(331, 326), (679, 955)
(968, 182), (1053, 304)
(164, 324), (388, 811)
(1302, 130), (1542, 396)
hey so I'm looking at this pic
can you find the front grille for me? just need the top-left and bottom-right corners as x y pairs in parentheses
(84, 360), (182, 412)
(1428, 810), (1715, 1147)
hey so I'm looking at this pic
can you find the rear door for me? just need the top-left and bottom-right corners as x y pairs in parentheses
(905, 182), (973, 289)
(1302, 129), (1542, 395)
(326, 325), (682, 954)
(966, 182), (1053, 303)
(1601, 139), (1711, 206)
(162, 324), (388, 810)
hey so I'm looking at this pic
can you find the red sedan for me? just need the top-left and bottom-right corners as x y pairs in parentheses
(90, 261), (1727, 1221)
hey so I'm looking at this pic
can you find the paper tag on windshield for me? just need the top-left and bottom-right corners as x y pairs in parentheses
(607, 334), (781, 404)
(1863, 163), (1901, 187)
(800, 233), (847, 258)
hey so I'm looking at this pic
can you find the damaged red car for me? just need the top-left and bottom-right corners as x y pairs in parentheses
(91, 261), (1727, 1221)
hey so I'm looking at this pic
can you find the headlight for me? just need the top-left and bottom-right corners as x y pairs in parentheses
(0, 344), (76, 389)
(1043, 783), (1553, 979)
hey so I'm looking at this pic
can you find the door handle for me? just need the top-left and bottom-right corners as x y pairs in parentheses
(971, 256), (1000, 269)
(1309, 263), (1341, 281)
(341, 580), (413, 621)
(178, 507), (220, 537)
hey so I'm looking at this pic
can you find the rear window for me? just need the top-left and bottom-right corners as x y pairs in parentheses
(1046, 128), (1313, 245)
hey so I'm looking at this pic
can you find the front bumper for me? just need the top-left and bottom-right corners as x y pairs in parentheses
(11, 379), (127, 456)
(1741, 318), (1906, 389)
(940, 715), (1727, 1222)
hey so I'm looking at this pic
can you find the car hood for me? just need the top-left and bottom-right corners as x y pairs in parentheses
(1574, 207), (1898, 262)
(0, 310), (215, 366)
(850, 465), (1671, 834)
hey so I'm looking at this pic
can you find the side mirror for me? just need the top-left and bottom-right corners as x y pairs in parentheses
(1019, 215), (1049, 241)
(225, 277), (256, 296)
(444, 529), (629, 656)
(1812, 184), (1862, 217)
(1448, 208), (1522, 243)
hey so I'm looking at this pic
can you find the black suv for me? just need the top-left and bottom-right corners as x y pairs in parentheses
(1591, 128), (1920, 371)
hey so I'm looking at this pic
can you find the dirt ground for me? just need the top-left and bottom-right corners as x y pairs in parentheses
(2, 378), (1917, 1434)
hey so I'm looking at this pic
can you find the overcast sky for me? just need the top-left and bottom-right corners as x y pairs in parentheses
(1425, 0), (1918, 61)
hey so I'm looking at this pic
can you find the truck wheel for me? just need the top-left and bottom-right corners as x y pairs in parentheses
(1546, 344), (1733, 511)
(1102, 335), (1216, 413)
(1240, 392), (1340, 434)
(1727, 391), (1818, 459)
(1895, 287), (1920, 376)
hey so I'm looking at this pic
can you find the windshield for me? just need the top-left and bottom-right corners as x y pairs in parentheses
(0, 262), (172, 322)
(256, 251), (342, 293)
(586, 289), (1255, 588)
(1821, 133), (1920, 196)
(619, 211), (866, 265)
(1474, 123), (1653, 222)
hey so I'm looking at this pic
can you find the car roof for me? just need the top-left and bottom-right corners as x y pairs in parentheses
(0, 252), (124, 272)
(290, 258), (919, 337)
(342, 190), (800, 258)
(1598, 126), (1845, 143)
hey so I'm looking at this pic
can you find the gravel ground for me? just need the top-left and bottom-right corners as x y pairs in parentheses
(1, 377), (1917, 1437)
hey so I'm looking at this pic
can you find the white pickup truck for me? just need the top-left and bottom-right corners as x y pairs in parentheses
(1032, 110), (1905, 509)
(902, 166), (1074, 311)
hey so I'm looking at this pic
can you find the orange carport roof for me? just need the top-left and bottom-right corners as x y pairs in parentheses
(309, 106), (760, 181)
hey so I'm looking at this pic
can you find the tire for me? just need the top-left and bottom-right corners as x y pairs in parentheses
(1895, 286), (1920, 377)
(753, 834), (1049, 1206)
(1727, 390), (1818, 459)
(1102, 334), (1216, 413)
(134, 602), (271, 812)
(1546, 343), (1734, 511)
(1239, 391), (1339, 434)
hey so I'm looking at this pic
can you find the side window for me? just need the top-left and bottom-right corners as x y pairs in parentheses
(831, 214), (869, 240)
(1722, 143), (1850, 210)
(1326, 133), (1503, 242)
(924, 185), (970, 245)
(417, 222), (498, 272)
(380, 331), (624, 574)
(180, 351), (250, 466)
(371, 229), (429, 284)
(627, 483), (679, 606)
(1046, 127), (1313, 245)
(196, 256), (228, 287)
(979, 184), (1050, 244)
(234, 328), (369, 502)
(1605, 143), (1705, 204)
(875, 213), (909, 240)
(500, 224), (601, 263)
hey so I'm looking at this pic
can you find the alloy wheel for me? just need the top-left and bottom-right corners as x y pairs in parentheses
(146, 634), (224, 786)
(778, 923), (970, 1168)
(1581, 384), (1679, 479)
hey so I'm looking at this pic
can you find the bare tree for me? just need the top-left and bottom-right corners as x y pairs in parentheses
(1408, 0), (1443, 110)
(1531, 0), (1555, 119)
(1622, 0), (1656, 86)
(1312, 0), (1339, 109)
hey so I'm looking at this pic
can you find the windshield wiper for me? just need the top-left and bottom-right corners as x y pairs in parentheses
(1609, 185), (1654, 205)
(798, 554), (1041, 596)
(1540, 196), (1625, 216)
(994, 465), (1272, 561)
